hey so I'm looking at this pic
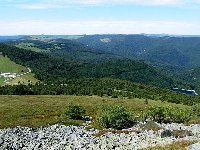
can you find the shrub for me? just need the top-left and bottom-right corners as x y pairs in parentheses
(171, 107), (192, 123)
(145, 106), (192, 123)
(192, 104), (200, 116)
(98, 105), (133, 129)
(66, 104), (86, 120)
(145, 106), (171, 123)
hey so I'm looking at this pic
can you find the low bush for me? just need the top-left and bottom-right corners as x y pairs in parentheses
(145, 106), (192, 123)
(145, 106), (171, 123)
(66, 104), (86, 120)
(171, 107), (192, 123)
(192, 104), (200, 116)
(98, 105), (133, 129)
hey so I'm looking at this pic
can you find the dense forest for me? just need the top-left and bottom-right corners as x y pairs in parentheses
(6, 38), (120, 63)
(75, 34), (200, 69)
(0, 44), (190, 88)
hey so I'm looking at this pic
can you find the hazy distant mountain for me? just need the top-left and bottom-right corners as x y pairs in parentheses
(0, 36), (26, 42)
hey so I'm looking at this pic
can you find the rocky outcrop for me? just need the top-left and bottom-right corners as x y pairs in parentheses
(0, 122), (199, 150)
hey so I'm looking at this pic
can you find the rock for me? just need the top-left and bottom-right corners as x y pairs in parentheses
(34, 143), (42, 149)
(0, 138), (3, 145)
(187, 143), (200, 150)
(82, 116), (93, 121)
(0, 123), (199, 149)
(172, 130), (193, 138)
(161, 130), (173, 138)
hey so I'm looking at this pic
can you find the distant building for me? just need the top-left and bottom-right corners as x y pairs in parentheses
(0, 73), (17, 78)
(172, 88), (198, 96)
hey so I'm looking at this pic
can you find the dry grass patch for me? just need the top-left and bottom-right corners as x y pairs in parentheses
(142, 141), (197, 150)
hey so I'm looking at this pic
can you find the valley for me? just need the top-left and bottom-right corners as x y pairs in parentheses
(2, 0), (200, 149)
(1, 35), (200, 149)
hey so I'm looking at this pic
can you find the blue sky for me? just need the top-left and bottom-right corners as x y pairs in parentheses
(0, 0), (200, 35)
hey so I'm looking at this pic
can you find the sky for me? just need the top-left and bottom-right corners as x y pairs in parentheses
(0, 0), (200, 35)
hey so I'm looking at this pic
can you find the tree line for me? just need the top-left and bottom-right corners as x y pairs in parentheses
(0, 78), (199, 106)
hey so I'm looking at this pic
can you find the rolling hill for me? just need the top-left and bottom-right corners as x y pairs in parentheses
(0, 38), (199, 106)
(7, 38), (121, 64)
(10, 34), (200, 71)
(0, 43), (190, 89)
(73, 34), (200, 70)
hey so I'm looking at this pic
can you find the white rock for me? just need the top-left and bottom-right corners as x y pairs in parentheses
(187, 143), (200, 150)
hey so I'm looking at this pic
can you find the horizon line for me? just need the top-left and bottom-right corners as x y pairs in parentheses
(1, 33), (200, 36)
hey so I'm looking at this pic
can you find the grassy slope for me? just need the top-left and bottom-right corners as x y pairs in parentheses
(7, 73), (39, 85)
(0, 55), (38, 85)
(0, 95), (195, 129)
(0, 55), (28, 73)
(15, 42), (48, 52)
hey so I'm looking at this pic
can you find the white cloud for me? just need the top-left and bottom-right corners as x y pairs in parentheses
(77, 0), (182, 5)
(13, 0), (200, 9)
(17, 3), (61, 9)
(0, 20), (199, 35)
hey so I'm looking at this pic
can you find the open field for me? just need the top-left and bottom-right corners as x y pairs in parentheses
(0, 55), (28, 73)
(15, 42), (49, 52)
(0, 55), (38, 86)
(0, 95), (196, 129)
(7, 73), (39, 85)
(63, 35), (84, 40)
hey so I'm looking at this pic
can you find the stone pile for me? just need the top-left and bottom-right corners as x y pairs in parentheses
(0, 122), (200, 150)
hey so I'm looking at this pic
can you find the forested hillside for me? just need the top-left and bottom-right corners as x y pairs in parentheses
(74, 34), (200, 69)
(0, 38), (199, 106)
(0, 44), (190, 88)
(7, 38), (120, 63)
(0, 36), (25, 42)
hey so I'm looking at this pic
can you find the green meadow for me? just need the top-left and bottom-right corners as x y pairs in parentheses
(0, 95), (198, 129)
(0, 55), (38, 86)
(15, 42), (48, 52)
(0, 55), (28, 73)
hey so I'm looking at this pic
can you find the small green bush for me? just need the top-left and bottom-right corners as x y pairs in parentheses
(171, 108), (192, 123)
(98, 105), (133, 129)
(145, 106), (170, 123)
(145, 106), (192, 123)
(192, 104), (200, 116)
(66, 104), (86, 120)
